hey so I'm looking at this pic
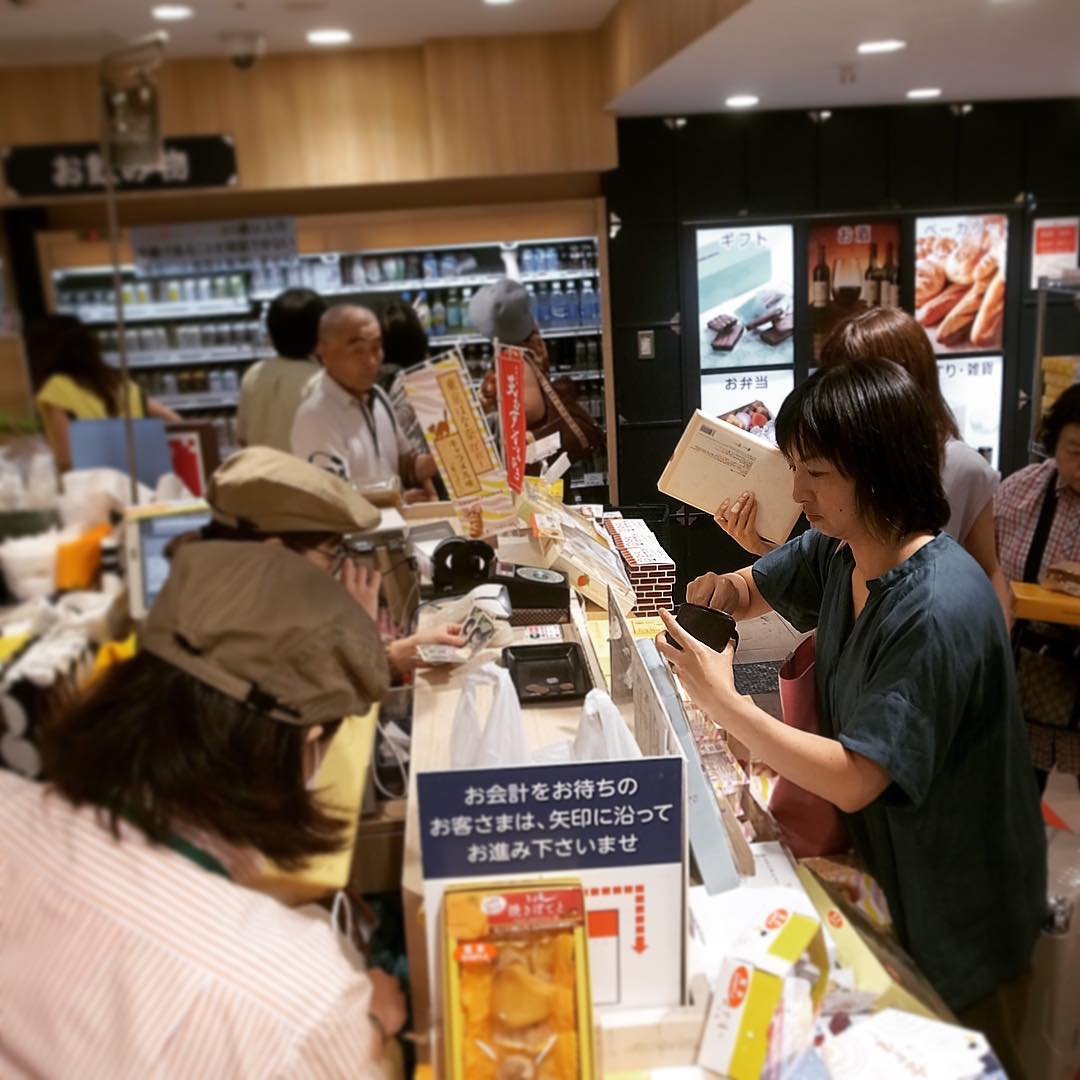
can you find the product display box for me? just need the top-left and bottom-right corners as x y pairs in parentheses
(442, 880), (596, 1079)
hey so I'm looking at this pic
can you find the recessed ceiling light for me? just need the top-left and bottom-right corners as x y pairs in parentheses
(152, 4), (193, 19)
(907, 87), (942, 100)
(725, 94), (759, 109)
(307, 28), (352, 45)
(484, 0), (518, 5)
(857, 39), (906, 54)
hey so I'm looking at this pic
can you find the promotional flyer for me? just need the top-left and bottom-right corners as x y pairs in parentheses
(915, 214), (1008, 356)
(1030, 217), (1080, 288)
(807, 220), (902, 360)
(696, 225), (794, 371)
(936, 356), (1004, 468)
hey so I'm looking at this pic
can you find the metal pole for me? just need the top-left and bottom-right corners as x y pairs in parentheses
(100, 129), (139, 504)
(1031, 280), (1048, 461)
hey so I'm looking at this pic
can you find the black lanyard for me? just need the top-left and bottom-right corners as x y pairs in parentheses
(1022, 470), (1060, 584)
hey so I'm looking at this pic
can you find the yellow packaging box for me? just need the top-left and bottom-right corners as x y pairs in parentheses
(442, 879), (596, 1079)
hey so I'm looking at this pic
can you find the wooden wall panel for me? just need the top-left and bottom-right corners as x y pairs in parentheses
(423, 33), (616, 179)
(0, 336), (33, 421)
(601, 0), (749, 105)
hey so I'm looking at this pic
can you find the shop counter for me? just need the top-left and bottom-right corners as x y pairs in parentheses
(1011, 581), (1080, 626)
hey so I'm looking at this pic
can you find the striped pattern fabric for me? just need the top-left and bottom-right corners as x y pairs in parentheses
(0, 772), (383, 1079)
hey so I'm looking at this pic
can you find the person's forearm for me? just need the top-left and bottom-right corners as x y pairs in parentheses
(990, 567), (1013, 630)
(715, 693), (889, 812)
(728, 568), (772, 620)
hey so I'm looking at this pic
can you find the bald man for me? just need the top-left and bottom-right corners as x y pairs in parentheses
(291, 304), (437, 492)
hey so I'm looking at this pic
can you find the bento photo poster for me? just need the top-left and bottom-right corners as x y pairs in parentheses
(807, 220), (901, 361)
(915, 214), (1007, 356)
(696, 225), (794, 371)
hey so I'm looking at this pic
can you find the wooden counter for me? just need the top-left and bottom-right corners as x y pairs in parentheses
(1011, 581), (1080, 627)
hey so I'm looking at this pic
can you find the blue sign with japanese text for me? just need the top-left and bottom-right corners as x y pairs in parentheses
(417, 757), (684, 880)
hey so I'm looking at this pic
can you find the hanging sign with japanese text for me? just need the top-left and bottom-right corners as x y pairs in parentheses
(1, 135), (238, 199)
(418, 756), (686, 1016)
(496, 345), (527, 493)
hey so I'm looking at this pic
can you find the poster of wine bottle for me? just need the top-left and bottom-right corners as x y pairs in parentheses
(807, 220), (901, 361)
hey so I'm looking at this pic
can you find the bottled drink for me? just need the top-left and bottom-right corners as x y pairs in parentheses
(861, 243), (880, 306)
(526, 283), (537, 322)
(883, 243), (899, 307)
(414, 290), (432, 331)
(460, 287), (473, 330)
(431, 293), (447, 336)
(446, 289), (462, 330)
(811, 244), (830, 308)
(579, 280), (599, 327)
(522, 247), (537, 275)
(422, 252), (438, 280)
(544, 246), (559, 272)
(406, 254), (421, 281)
(564, 281), (580, 328)
(535, 284), (550, 329)
(549, 282), (567, 328)
(439, 252), (458, 278)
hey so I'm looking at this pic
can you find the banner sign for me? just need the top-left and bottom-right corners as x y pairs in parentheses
(130, 217), (295, 275)
(403, 349), (517, 537)
(496, 345), (527, 494)
(1, 135), (238, 199)
(1031, 217), (1080, 288)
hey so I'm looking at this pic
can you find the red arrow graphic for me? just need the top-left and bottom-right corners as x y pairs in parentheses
(587, 884), (648, 953)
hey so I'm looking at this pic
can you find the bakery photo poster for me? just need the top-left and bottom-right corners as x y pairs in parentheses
(807, 220), (901, 360)
(696, 225), (794, 371)
(915, 214), (1008, 355)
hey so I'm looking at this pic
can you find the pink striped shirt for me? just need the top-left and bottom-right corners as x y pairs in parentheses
(0, 772), (383, 1078)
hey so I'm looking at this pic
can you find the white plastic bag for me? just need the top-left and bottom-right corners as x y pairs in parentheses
(449, 661), (531, 769)
(571, 688), (642, 762)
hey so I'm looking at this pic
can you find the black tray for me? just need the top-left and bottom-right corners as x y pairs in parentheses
(502, 642), (591, 703)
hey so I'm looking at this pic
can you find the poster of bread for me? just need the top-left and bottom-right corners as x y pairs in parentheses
(915, 214), (1008, 355)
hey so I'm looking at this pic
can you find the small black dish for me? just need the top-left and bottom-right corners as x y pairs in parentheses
(665, 603), (739, 653)
(502, 642), (591, 703)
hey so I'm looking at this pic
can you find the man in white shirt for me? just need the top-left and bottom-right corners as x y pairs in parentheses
(291, 304), (437, 495)
(237, 288), (324, 451)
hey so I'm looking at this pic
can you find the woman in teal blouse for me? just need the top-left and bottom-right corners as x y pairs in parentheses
(659, 359), (1045, 1077)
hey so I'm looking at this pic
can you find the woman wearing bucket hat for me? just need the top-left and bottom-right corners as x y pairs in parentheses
(197, 446), (466, 676)
(0, 541), (404, 1075)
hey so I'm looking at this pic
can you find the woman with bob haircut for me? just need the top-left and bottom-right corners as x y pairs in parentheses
(0, 541), (406, 1076)
(717, 308), (1010, 622)
(661, 359), (1045, 1076)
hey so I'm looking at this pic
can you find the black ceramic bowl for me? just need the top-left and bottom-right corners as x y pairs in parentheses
(665, 603), (739, 653)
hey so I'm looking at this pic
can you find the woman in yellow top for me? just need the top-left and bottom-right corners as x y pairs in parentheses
(32, 315), (180, 471)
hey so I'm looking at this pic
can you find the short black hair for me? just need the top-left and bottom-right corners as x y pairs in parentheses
(776, 358), (950, 542)
(379, 300), (428, 369)
(41, 652), (347, 869)
(266, 288), (327, 360)
(1041, 383), (1080, 454)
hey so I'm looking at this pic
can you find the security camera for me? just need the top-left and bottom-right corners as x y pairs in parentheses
(220, 31), (266, 70)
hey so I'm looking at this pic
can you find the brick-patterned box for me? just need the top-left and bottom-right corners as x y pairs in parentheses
(602, 517), (676, 616)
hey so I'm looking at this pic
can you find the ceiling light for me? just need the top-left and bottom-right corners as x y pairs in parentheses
(725, 94), (759, 109)
(307, 28), (352, 45)
(152, 4), (193, 19)
(484, 0), (518, 5)
(857, 39), (906, 54)
(907, 87), (942, 100)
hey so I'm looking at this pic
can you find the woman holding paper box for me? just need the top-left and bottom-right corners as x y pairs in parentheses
(662, 359), (1045, 1077)
(716, 309), (1010, 625)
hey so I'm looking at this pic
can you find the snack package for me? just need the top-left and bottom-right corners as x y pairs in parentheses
(442, 881), (596, 1079)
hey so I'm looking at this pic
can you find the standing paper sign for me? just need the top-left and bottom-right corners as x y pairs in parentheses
(418, 756), (686, 1021)
(1031, 217), (1080, 288)
(497, 345), (527, 494)
(402, 349), (517, 538)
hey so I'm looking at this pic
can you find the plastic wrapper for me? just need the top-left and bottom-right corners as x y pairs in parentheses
(442, 881), (595, 1079)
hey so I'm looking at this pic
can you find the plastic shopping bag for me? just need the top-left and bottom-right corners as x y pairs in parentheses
(449, 661), (531, 769)
(571, 688), (642, 762)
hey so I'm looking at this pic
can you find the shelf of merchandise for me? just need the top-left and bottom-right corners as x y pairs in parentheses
(1030, 277), (1080, 459)
(432, 326), (601, 348)
(59, 299), (252, 325)
(249, 267), (598, 303)
(105, 346), (261, 369)
(157, 392), (239, 412)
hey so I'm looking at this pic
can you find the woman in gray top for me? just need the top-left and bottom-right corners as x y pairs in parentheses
(717, 308), (1009, 623)
(661, 359), (1044, 1076)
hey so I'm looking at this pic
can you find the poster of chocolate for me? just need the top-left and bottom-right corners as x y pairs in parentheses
(696, 225), (794, 371)
(915, 215), (1008, 356)
(807, 220), (901, 360)
(701, 368), (795, 446)
(936, 356), (1004, 468)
